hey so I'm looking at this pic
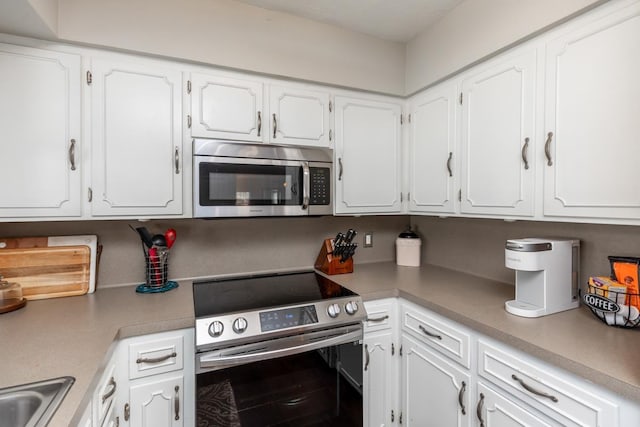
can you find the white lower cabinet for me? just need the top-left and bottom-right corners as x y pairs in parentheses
(363, 298), (640, 427)
(477, 381), (553, 427)
(401, 334), (471, 426)
(129, 375), (184, 427)
(119, 329), (195, 427)
(363, 299), (400, 426)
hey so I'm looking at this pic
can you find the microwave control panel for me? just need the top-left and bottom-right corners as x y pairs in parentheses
(310, 167), (330, 205)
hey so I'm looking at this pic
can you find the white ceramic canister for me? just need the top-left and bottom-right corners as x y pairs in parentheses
(396, 228), (421, 267)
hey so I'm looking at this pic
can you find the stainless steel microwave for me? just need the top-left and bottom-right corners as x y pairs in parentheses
(193, 139), (333, 218)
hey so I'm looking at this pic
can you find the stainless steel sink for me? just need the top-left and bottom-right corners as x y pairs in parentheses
(0, 377), (74, 427)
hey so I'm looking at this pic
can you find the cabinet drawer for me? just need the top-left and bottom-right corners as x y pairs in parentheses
(363, 298), (396, 332)
(128, 333), (184, 379)
(93, 362), (116, 427)
(478, 339), (618, 427)
(401, 302), (471, 368)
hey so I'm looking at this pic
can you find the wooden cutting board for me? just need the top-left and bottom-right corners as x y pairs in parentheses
(0, 246), (91, 300)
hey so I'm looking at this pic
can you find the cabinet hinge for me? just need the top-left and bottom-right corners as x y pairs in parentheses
(400, 114), (404, 125)
(408, 113), (411, 124)
(391, 343), (395, 355)
(458, 189), (462, 202)
(86, 70), (92, 85)
(399, 345), (403, 356)
(459, 92), (463, 105)
(400, 412), (403, 424)
(329, 129), (333, 142)
(187, 80), (192, 94)
(187, 115), (192, 128)
(400, 192), (403, 203)
(391, 410), (395, 422)
(88, 187), (93, 202)
(329, 100), (333, 113)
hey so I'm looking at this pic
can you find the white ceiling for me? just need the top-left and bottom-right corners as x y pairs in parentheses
(232, 0), (465, 42)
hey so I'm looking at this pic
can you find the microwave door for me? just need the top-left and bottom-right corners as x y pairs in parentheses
(194, 157), (307, 217)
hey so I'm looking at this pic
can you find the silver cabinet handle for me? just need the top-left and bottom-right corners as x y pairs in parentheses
(476, 393), (485, 427)
(69, 139), (76, 171)
(174, 385), (180, 420)
(273, 113), (277, 138)
(511, 374), (558, 402)
(257, 111), (262, 137)
(522, 137), (530, 170)
(364, 344), (370, 371)
(174, 147), (180, 174)
(418, 324), (442, 340)
(102, 377), (116, 403)
(338, 157), (343, 181)
(124, 403), (130, 421)
(446, 152), (453, 177)
(366, 315), (389, 322)
(544, 131), (554, 166)
(458, 381), (467, 415)
(136, 351), (177, 364)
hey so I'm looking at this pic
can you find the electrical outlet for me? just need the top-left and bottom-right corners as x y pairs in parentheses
(363, 232), (373, 247)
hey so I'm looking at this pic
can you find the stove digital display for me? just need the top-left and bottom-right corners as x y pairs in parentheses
(259, 305), (318, 332)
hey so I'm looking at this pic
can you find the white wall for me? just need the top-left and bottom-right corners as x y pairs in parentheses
(405, 0), (604, 93)
(57, 0), (406, 95)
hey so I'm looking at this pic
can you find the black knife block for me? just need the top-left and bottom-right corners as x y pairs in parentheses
(314, 239), (354, 275)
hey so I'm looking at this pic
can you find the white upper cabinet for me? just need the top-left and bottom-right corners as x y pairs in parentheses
(90, 57), (184, 217)
(0, 43), (82, 218)
(408, 83), (458, 214)
(268, 85), (331, 147)
(190, 73), (332, 147)
(459, 48), (537, 217)
(334, 96), (403, 214)
(190, 72), (264, 142)
(543, 2), (640, 219)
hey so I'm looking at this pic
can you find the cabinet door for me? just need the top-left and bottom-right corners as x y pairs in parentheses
(334, 96), (402, 214)
(477, 382), (553, 427)
(543, 3), (640, 219)
(191, 72), (264, 142)
(129, 375), (183, 427)
(90, 58), (183, 216)
(408, 83), (457, 214)
(0, 43), (82, 218)
(269, 85), (331, 147)
(402, 334), (471, 427)
(460, 49), (537, 217)
(364, 330), (399, 427)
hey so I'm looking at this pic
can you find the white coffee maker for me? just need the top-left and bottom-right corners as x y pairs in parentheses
(505, 238), (580, 318)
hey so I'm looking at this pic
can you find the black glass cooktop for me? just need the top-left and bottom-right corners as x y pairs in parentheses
(193, 271), (356, 318)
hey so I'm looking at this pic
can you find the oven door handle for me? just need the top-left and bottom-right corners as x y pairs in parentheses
(302, 161), (310, 210)
(198, 328), (361, 371)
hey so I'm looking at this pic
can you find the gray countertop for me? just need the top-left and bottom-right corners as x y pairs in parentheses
(1, 262), (639, 426)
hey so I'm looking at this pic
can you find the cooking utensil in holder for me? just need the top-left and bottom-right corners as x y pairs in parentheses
(314, 239), (353, 275)
(136, 245), (178, 293)
(583, 283), (640, 328)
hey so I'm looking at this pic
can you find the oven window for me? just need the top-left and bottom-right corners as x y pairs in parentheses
(197, 350), (362, 426)
(199, 162), (303, 206)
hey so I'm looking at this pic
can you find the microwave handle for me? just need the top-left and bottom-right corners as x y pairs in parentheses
(302, 162), (310, 210)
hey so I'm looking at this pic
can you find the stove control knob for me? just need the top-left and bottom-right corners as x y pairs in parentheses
(345, 301), (359, 315)
(327, 303), (341, 318)
(208, 321), (224, 338)
(233, 317), (248, 334)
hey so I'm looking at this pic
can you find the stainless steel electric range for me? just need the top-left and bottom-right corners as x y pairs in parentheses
(193, 270), (365, 426)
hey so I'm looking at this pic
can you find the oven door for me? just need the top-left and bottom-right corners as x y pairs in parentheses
(196, 324), (363, 426)
(194, 155), (309, 218)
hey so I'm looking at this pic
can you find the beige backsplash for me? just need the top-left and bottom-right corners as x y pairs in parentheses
(1, 216), (638, 290)
(0, 216), (408, 288)
(411, 216), (640, 288)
